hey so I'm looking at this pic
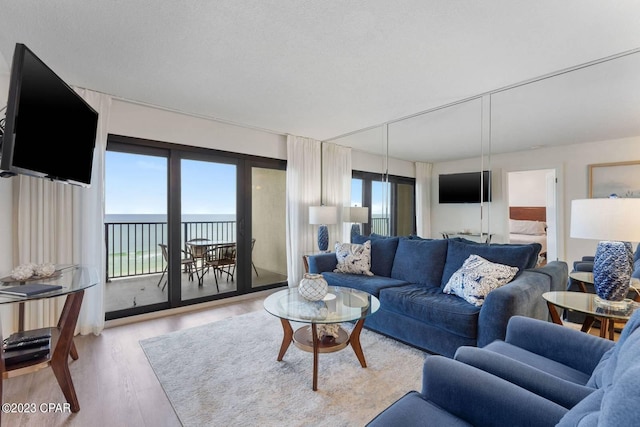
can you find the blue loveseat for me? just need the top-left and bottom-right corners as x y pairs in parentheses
(307, 235), (568, 357)
(367, 310), (640, 426)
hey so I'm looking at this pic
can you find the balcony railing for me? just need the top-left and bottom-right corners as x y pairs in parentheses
(104, 221), (236, 281)
(371, 217), (390, 236)
(105, 217), (390, 281)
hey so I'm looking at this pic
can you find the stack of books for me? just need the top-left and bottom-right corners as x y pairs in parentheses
(3, 329), (51, 366)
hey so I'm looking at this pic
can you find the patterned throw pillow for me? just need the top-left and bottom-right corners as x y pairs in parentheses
(443, 254), (519, 307)
(334, 241), (374, 276)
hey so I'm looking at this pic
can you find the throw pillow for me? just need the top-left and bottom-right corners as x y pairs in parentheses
(443, 254), (519, 307)
(334, 241), (374, 276)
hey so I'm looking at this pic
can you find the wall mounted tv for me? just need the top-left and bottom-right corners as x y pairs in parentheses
(438, 171), (492, 203)
(0, 43), (98, 187)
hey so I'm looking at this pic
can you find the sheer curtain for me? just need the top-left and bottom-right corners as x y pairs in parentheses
(12, 89), (110, 334)
(415, 162), (433, 238)
(285, 135), (321, 287)
(322, 142), (351, 245)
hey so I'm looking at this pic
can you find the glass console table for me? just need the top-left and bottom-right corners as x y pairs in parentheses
(0, 265), (99, 418)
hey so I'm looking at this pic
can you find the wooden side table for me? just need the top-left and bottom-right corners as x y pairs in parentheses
(0, 265), (99, 423)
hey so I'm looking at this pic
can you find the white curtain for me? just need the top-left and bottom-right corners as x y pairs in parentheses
(415, 162), (433, 238)
(322, 142), (351, 245)
(285, 135), (321, 287)
(12, 89), (110, 334)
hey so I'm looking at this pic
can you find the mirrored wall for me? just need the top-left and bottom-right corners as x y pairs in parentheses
(327, 48), (640, 248)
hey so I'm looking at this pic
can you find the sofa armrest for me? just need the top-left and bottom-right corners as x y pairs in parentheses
(421, 356), (567, 427)
(477, 270), (549, 347)
(454, 346), (594, 409)
(307, 253), (337, 274)
(504, 315), (614, 375)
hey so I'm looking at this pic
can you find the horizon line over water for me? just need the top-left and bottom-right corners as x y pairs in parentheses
(105, 213), (237, 223)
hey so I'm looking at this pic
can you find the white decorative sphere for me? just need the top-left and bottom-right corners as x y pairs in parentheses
(299, 273), (328, 301)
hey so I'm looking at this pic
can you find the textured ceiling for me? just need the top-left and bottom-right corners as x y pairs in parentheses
(0, 1), (639, 162)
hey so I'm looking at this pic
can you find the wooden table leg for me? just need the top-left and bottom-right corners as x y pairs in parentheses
(546, 301), (563, 325)
(277, 319), (293, 361)
(50, 291), (85, 413)
(311, 324), (318, 391)
(599, 318), (609, 339)
(581, 316), (595, 333)
(349, 318), (367, 368)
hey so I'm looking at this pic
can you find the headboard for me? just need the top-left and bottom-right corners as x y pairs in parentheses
(509, 206), (546, 222)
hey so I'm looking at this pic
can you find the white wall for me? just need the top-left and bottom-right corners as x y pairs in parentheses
(429, 135), (640, 264)
(508, 169), (549, 207)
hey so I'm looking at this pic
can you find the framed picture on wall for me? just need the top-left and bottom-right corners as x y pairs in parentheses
(588, 161), (640, 198)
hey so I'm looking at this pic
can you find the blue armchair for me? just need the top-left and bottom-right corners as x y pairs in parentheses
(368, 311), (640, 426)
(367, 355), (567, 427)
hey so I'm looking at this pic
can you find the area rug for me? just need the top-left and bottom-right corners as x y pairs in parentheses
(140, 310), (426, 426)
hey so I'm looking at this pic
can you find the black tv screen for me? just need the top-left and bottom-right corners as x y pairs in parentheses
(0, 43), (98, 186)
(439, 171), (491, 203)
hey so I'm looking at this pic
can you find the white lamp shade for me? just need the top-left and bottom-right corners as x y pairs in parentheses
(570, 198), (640, 242)
(343, 206), (369, 223)
(309, 206), (337, 225)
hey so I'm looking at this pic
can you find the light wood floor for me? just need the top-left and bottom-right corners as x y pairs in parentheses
(1, 294), (267, 427)
(0, 298), (620, 427)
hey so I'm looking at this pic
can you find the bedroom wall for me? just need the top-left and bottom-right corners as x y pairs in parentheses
(508, 169), (549, 207)
(430, 135), (640, 264)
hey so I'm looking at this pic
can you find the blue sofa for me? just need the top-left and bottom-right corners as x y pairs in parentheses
(367, 311), (640, 426)
(307, 235), (568, 357)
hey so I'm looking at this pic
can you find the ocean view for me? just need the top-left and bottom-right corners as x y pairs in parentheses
(105, 213), (237, 278)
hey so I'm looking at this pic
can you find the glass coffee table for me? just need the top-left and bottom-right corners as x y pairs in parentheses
(264, 285), (379, 390)
(543, 291), (640, 340)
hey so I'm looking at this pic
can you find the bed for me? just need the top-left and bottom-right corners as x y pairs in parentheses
(509, 207), (547, 264)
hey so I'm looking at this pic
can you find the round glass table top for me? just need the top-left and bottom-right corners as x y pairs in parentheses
(0, 265), (99, 304)
(568, 271), (594, 284)
(543, 291), (639, 320)
(264, 286), (380, 324)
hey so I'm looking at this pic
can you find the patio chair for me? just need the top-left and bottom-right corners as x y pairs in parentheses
(157, 243), (194, 291)
(203, 243), (236, 292)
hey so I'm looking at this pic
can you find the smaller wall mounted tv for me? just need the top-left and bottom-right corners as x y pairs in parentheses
(0, 43), (98, 187)
(439, 171), (492, 204)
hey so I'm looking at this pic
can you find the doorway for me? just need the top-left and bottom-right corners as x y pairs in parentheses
(507, 169), (558, 263)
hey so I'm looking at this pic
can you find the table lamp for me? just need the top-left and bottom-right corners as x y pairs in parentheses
(570, 197), (640, 309)
(344, 206), (369, 242)
(309, 206), (337, 252)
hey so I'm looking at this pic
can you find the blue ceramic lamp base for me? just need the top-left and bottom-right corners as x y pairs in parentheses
(593, 240), (634, 309)
(317, 225), (329, 252)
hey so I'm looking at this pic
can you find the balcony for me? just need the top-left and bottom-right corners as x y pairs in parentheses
(104, 220), (287, 314)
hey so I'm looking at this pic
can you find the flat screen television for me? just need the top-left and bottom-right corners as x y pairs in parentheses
(439, 170), (491, 203)
(0, 43), (98, 187)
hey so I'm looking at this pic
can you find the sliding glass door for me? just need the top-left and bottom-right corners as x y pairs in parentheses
(105, 135), (287, 320)
(180, 157), (238, 301)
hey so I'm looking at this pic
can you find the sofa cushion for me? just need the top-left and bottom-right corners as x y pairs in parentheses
(441, 239), (541, 287)
(321, 272), (409, 297)
(334, 241), (373, 276)
(352, 234), (400, 277)
(379, 283), (480, 339)
(443, 255), (519, 307)
(390, 238), (448, 287)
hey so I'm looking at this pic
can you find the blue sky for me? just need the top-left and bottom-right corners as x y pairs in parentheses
(105, 152), (236, 214)
(106, 151), (387, 214)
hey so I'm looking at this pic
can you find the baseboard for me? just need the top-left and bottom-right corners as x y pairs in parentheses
(104, 287), (284, 329)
